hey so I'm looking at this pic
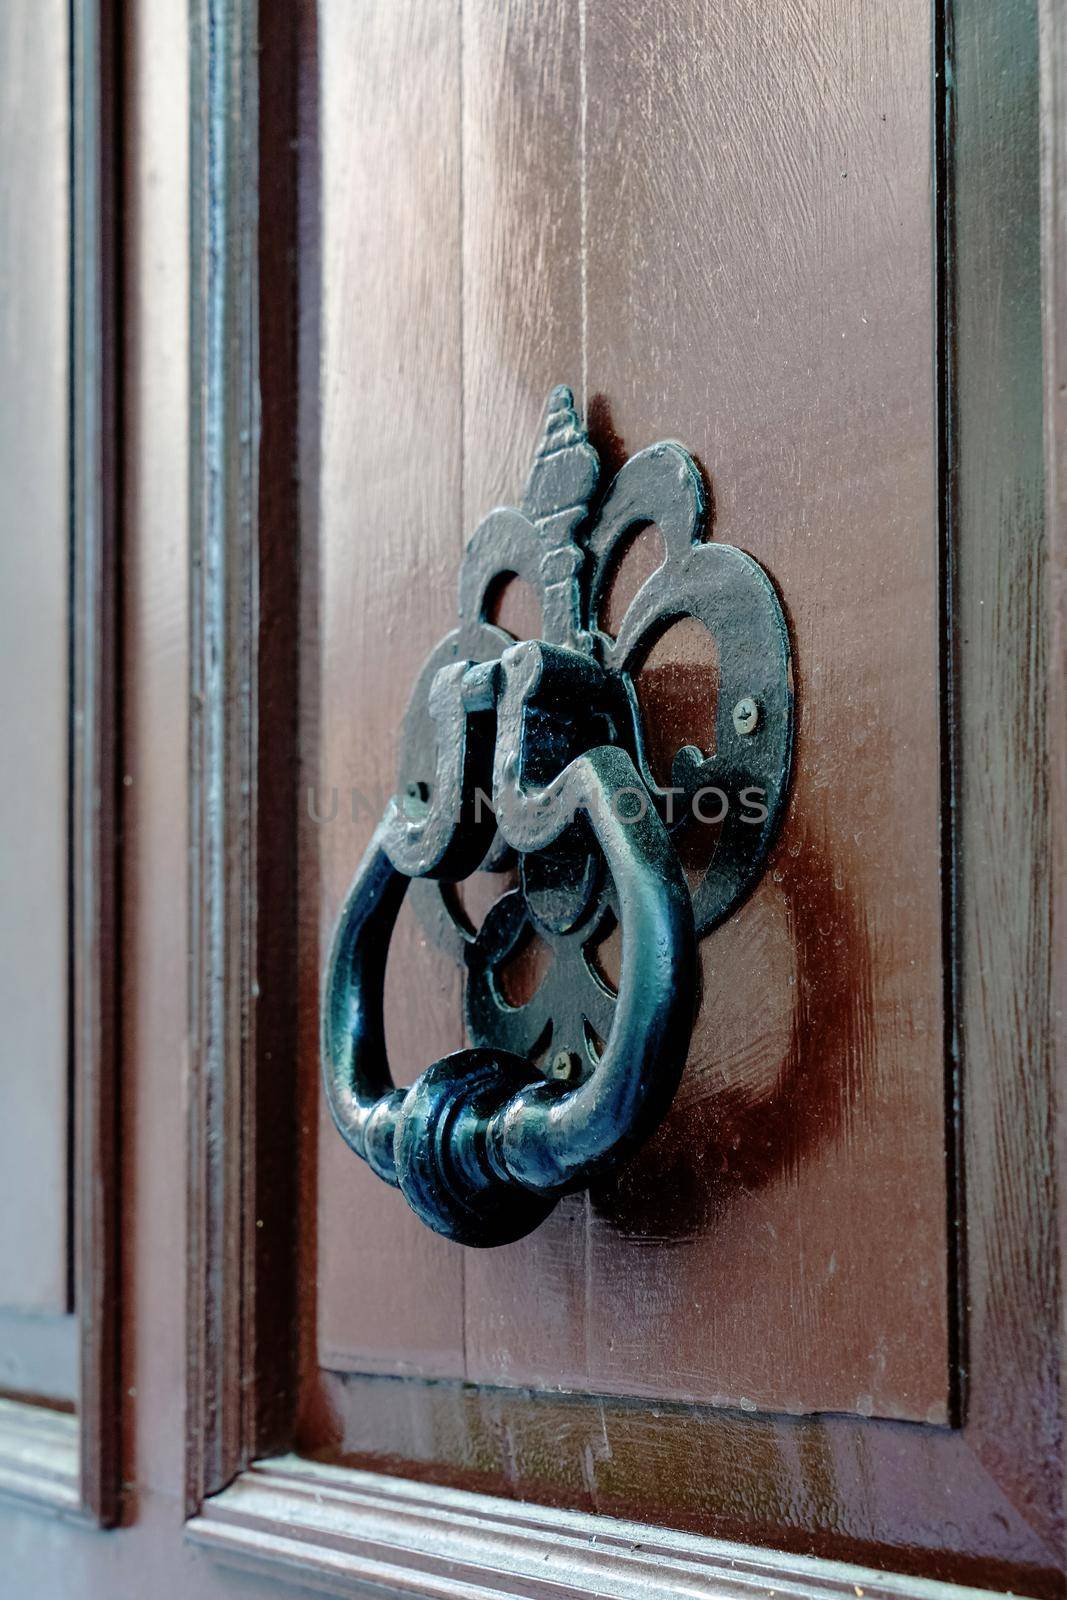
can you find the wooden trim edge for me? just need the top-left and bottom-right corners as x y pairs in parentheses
(1039, 0), (1067, 1554)
(186, 0), (301, 1511)
(71, 0), (122, 1527)
(0, 1400), (82, 1520)
(0, 0), (123, 1535)
(185, 0), (261, 1509)
(186, 1456), (1043, 1600)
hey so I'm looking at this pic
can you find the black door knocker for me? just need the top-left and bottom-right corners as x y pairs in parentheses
(322, 387), (794, 1246)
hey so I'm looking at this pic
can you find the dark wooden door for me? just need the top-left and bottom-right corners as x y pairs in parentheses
(312, 0), (951, 1431)
(1, 1), (1065, 1597)
(293, 3), (1058, 1587)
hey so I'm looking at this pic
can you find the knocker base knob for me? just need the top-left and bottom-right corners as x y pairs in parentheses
(393, 1049), (558, 1247)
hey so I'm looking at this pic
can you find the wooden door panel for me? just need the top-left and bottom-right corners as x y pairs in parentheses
(316, 0), (468, 1379)
(315, 0), (948, 1425)
(456, 0), (590, 1393)
(577, 0), (945, 1422)
(0, 0), (119, 1522)
(0, 0), (72, 1319)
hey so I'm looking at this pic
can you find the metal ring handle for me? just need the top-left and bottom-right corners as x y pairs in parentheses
(322, 745), (696, 1247)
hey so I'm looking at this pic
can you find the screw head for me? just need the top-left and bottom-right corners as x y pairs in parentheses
(550, 1050), (581, 1084)
(732, 696), (760, 737)
(403, 779), (433, 818)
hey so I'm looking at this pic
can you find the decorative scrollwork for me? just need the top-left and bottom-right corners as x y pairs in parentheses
(322, 387), (794, 1246)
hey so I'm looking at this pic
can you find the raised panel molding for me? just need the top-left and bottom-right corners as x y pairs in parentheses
(71, 0), (122, 1526)
(184, 0), (301, 1511)
(0, 1401), (81, 1521)
(187, 1457), (1033, 1600)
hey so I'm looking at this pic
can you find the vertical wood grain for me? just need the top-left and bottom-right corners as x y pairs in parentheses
(0, 0), (71, 1317)
(314, 0), (467, 1382)
(953, 0), (1059, 1554)
(304, 0), (1062, 1582)
(459, 0), (589, 1392)
(185, 0), (306, 1501)
(1041, 0), (1067, 1550)
(248, 0), (303, 1469)
(186, 0), (262, 1505)
(317, 0), (952, 1421)
(71, 0), (121, 1522)
(576, 0), (948, 1420)
(123, 0), (191, 1521)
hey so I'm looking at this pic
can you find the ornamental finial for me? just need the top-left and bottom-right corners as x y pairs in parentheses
(521, 385), (599, 525)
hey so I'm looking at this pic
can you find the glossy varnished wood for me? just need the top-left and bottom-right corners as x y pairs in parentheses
(0, 0), (72, 1319)
(185, 0), (306, 1505)
(4, 0), (1060, 1593)
(579, 0), (946, 1421)
(0, 0), (123, 1528)
(189, 1452), (1033, 1600)
(300, 0), (1064, 1591)
(185, 0), (305, 1505)
(458, 0), (590, 1390)
(2, 0), (232, 1585)
(120, 0), (190, 1521)
(0, 1401), (81, 1516)
(1043, 0), (1067, 1555)
(314, 0), (949, 1423)
(185, 0), (262, 1506)
(312, 0), (469, 1383)
(71, 0), (122, 1522)
(951, 0), (1057, 1557)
